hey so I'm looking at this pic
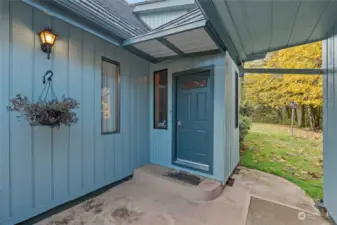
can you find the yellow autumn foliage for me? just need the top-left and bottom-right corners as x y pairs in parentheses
(244, 41), (322, 109)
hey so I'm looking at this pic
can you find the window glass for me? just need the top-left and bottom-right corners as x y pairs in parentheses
(101, 57), (120, 134)
(183, 80), (207, 89)
(154, 69), (168, 129)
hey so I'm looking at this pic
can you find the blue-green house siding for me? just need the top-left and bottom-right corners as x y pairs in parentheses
(149, 53), (240, 182)
(323, 31), (337, 222)
(0, 1), (150, 224)
(0, 1), (241, 224)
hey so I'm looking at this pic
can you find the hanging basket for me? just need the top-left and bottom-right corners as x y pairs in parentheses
(7, 70), (80, 128)
(36, 109), (63, 127)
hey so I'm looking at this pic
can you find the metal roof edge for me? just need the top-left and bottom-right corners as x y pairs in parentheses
(52, 0), (147, 38)
(21, 0), (123, 47)
(133, 0), (196, 14)
(151, 8), (201, 32)
(130, 0), (166, 7)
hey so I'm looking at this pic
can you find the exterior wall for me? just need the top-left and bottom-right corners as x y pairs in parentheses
(139, 10), (188, 29)
(323, 31), (337, 221)
(224, 52), (240, 180)
(149, 53), (239, 182)
(0, 1), (150, 224)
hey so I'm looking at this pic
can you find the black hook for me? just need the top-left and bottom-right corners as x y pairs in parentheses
(43, 70), (54, 84)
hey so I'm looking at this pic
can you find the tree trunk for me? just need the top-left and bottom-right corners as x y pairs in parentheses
(296, 105), (304, 127)
(240, 77), (245, 101)
(307, 105), (315, 130)
(281, 107), (289, 123)
(312, 107), (322, 131)
(278, 109), (283, 121)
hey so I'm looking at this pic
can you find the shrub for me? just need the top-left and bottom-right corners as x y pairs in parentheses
(239, 115), (252, 149)
(240, 102), (254, 117)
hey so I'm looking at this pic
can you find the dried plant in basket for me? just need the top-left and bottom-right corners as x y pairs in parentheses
(6, 71), (80, 127)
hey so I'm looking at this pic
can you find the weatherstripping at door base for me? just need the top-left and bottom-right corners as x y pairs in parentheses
(171, 65), (215, 175)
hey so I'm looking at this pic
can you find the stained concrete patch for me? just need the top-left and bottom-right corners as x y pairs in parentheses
(82, 198), (104, 214)
(247, 197), (330, 225)
(46, 211), (75, 225)
(111, 206), (144, 223)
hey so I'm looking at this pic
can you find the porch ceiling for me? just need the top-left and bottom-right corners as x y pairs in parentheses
(122, 8), (222, 63)
(196, 0), (337, 64)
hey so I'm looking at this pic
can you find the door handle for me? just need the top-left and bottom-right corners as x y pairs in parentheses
(177, 121), (182, 126)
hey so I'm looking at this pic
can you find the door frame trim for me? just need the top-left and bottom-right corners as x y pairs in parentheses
(171, 65), (215, 175)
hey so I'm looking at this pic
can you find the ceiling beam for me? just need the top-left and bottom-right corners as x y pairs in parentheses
(204, 21), (227, 53)
(157, 37), (185, 55)
(196, 0), (242, 65)
(124, 45), (157, 64)
(244, 68), (324, 75)
(156, 49), (221, 63)
(244, 52), (267, 62)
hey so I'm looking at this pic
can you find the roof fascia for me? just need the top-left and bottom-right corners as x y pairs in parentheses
(123, 20), (207, 46)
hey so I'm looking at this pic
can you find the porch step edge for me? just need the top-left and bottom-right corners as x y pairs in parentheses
(133, 164), (224, 202)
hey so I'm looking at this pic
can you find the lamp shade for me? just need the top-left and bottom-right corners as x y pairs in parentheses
(39, 28), (57, 46)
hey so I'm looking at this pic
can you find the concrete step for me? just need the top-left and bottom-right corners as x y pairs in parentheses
(133, 164), (224, 202)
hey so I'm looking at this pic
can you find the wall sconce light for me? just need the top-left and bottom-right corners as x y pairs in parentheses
(39, 28), (57, 60)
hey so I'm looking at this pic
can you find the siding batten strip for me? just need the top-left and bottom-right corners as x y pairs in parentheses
(9, 0), (13, 216)
(66, 25), (71, 196)
(31, 7), (35, 209)
(93, 37), (97, 186)
(81, 30), (84, 189)
(50, 17), (55, 201)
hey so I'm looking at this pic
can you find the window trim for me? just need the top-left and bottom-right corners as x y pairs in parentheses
(153, 69), (168, 130)
(101, 56), (120, 135)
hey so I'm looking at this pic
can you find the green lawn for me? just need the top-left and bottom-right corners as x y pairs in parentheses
(240, 123), (323, 200)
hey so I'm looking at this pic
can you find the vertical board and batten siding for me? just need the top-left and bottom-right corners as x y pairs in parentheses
(224, 53), (240, 180)
(0, 1), (150, 224)
(323, 28), (337, 221)
(139, 10), (188, 29)
(149, 54), (239, 182)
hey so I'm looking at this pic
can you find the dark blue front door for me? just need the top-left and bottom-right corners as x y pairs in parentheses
(175, 71), (213, 172)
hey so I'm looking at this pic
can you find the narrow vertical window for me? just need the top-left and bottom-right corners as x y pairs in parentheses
(235, 71), (239, 128)
(154, 69), (168, 129)
(101, 57), (120, 134)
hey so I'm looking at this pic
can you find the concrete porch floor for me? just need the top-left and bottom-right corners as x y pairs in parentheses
(36, 165), (330, 225)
